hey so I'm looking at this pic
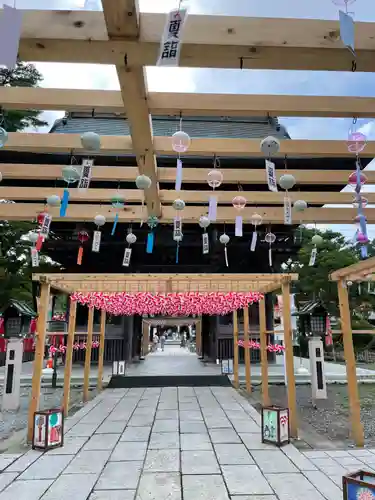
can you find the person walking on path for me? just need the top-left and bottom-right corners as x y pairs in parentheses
(160, 333), (166, 351)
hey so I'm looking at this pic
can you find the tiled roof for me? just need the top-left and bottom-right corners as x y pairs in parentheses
(50, 112), (290, 140)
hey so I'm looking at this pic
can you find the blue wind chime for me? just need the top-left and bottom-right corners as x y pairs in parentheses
(111, 193), (125, 236)
(146, 216), (159, 254)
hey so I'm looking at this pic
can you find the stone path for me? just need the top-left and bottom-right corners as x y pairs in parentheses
(0, 383), (366, 499)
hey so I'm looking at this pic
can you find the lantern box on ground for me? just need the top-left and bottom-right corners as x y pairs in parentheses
(32, 409), (64, 451)
(221, 359), (234, 375)
(343, 470), (375, 499)
(261, 405), (290, 446)
(112, 360), (126, 376)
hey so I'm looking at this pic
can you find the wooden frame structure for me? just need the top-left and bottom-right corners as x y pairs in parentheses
(330, 257), (375, 447)
(29, 272), (298, 440)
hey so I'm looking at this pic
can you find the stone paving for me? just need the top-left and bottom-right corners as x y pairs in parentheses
(0, 383), (368, 500)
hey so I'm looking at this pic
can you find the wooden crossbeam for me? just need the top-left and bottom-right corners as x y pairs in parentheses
(1, 203), (371, 223)
(101, 0), (161, 217)
(2, 87), (375, 118)
(1, 164), (370, 185)
(3, 133), (375, 157)
(14, 10), (375, 72)
(0, 186), (372, 206)
(330, 257), (375, 281)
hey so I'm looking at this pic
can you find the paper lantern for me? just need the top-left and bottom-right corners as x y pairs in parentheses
(311, 234), (323, 247)
(32, 409), (64, 451)
(199, 216), (210, 229)
(81, 131), (101, 151)
(294, 200), (307, 212)
(347, 131), (367, 154)
(261, 406), (290, 447)
(348, 171), (368, 186)
(135, 174), (152, 190)
(0, 127), (8, 148)
(94, 214), (106, 227)
(352, 196), (368, 209)
(265, 232), (276, 244)
(279, 174), (296, 191)
(232, 195), (247, 210)
(126, 232), (137, 245)
(173, 199), (185, 211)
(260, 136), (280, 156)
(207, 170), (223, 188)
(251, 213), (263, 227)
(172, 130), (191, 153)
(46, 195), (61, 207)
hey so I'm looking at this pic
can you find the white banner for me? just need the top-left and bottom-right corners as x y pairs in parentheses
(157, 8), (188, 67)
(92, 230), (101, 253)
(284, 196), (292, 225)
(122, 248), (132, 267)
(40, 214), (52, 237)
(309, 247), (317, 267)
(31, 248), (39, 267)
(266, 160), (278, 192)
(173, 216), (182, 240)
(202, 232), (209, 254)
(78, 158), (93, 191)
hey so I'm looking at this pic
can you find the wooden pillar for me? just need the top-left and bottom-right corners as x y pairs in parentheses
(83, 307), (94, 403)
(27, 281), (50, 442)
(97, 309), (106, 392)
(233, 309), (239, 389)
(142, 320), (149, 356)
(62, 299), (77, 416)
(282, 281), (298, 438)
(196, 319), (202, 357)
(337, 279), (364, 447)
(259, 296), (270, 406)
(243, 306), (251, 393)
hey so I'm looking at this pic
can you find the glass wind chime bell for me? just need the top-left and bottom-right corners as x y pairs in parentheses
(146, 216), (159, 254)
(135, 173), (152, 226)
(207, 156), (223, 222)
(111, 194), (125, 236)
(265, 230), (276, 267)
(173, 198), (185, 263)
(172, 116), (191, 192)
(77, 230), (89, 265)
(123, 229), (137, 267)
(61, 165), (80, 217)
(199, 215), (210, 255)
(219, 233), (230, 267)
(232, 194), (247, 237)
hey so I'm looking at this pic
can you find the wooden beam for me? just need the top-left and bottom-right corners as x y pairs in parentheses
(83, 307), (94, 403)
(259, 297), (270, 406)
(2, 164), (372, 185)
(243, 306), (251, 393)
(101, 0), (161, 217)
(4, 133), (375, 158)
(3, 203), (374, 224)
(337, 280), (364, 447)
(97, 309), (106, 392)
(233, 310), (239, 389)
(3, 87), (375, 118)
(2, 186), (375, 206)
(62, 299), (77, 416)
(330, 257), (375, 281)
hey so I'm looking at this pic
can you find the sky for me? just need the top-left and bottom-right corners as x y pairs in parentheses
(6, 0), (375, 239)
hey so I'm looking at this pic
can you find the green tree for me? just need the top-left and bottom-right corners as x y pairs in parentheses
(0, 60), (48, 130)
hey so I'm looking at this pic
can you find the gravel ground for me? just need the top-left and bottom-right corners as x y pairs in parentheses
(0, 386), (85, 444)
(247, 383), (375, 447)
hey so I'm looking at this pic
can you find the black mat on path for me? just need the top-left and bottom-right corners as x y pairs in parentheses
(108, 374), (232, 388)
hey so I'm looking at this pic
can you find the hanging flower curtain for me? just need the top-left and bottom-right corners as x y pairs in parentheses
(238, 339), (285, 353)
(71, 291), (263, 317)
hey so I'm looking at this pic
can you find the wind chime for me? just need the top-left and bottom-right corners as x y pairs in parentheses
(77, 230), (89, 265)
(92, 214), (106, 253)
(207, 157), (223, 222)
(28, 231), (40, 268)
(123, 229), (137, 267)
(279, 173), (296, 225)
(199, 215), (211, 255)
(260, 136), (280, 193)
(172, 198), (185, 263)
(250, 213), (263, 252)
(232, 191), (247, 237)
(309, 232), (324, 267)
(219, 233), (230, 267)
(111, 193), (125, 236)
(135, 173), (152, 226)
(146, 216), (159, 254)
(172, 117), (191, 191)
(265, 230), (276, 267)
(60, 165), (80, 217)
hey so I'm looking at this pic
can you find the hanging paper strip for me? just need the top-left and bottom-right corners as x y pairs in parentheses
(30, 248), (39, 267)
(156, 7), (188, 67)
(175, 242), (180, 264)
(112, 213), (119, 236)
(235, 215), (243, 237)
(175, 158), (183, 191)
(78, 159), (93, 191)
(173, 216), (182, 240)
(202, 233), (209, 255)
(146, 232), (155, 254)
(92, 231), (101, 253)
(60, 189), (70, 217)
(284, 196), (292, 225)
(77, 246), (84, 265)
(268, 247), (272, 267)
(265, 160), (278, 192)
(309, 247), (317, 267)
(122, 248), (132, 267)
(208, 195), (217, 222)
(339, 10), (355, 56)
(40, 214), (52, 238)
(35, 234), (44, 252)
(250, 231), (257, 252)
(224, 246), (229, 267)
(0, 6), (23, 70)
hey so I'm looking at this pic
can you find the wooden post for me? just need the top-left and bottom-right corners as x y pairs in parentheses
(142, 321), (149, 356)
(243, 306), (251, 393)
(282, 281), (298, 438)
(337, 279), (364, 447)
(259, 297), (270, 406)
(233, 309), (239, 389)
(62, 299), (77, 416)
(196, 319), (202, 357)
(27, 281), (50, 442)
(83, 307), (94, 403)
(97, 309), (106, 392)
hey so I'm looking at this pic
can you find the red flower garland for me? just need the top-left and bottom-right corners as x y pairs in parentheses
(71, 291), (263, 316)
(238, 339), (285, 353)
(49, 341), (100, 355)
